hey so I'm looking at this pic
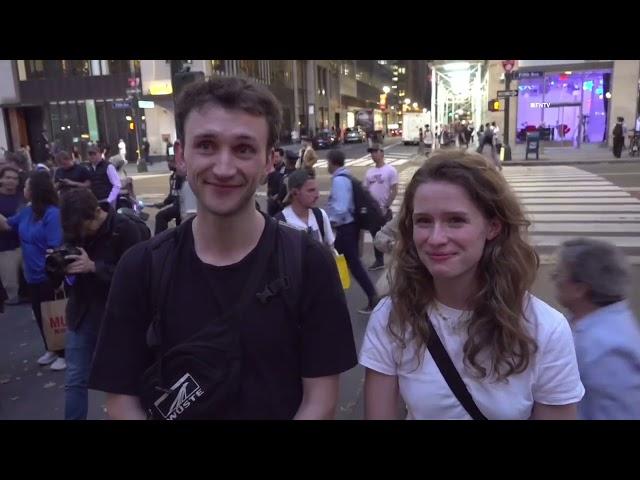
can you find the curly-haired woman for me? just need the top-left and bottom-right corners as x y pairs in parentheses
(360, 151), (584, 419)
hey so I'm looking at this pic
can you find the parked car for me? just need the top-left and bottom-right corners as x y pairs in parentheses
(312, 130), (339, 149)
(344, 128), (366, 143)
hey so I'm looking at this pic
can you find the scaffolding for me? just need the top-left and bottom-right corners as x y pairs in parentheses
(432, 61), (484, 130)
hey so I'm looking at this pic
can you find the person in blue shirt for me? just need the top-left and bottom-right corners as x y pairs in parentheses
(326, 149), (378, 314)
(0, 170), (65, 371)
(553, 238), (640, 419)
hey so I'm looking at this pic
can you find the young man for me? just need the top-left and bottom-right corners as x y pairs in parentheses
(326, 149), (378, 314)
(364, 145), (398, 271)
(89, 77), (356, 420)
(153, 155), (185, 235)
(54, 150), (90, 195)
(87, 144), (121, 209)
(612, 117), (626, 158)
(266, 147), (286, 216)
(0, 166), (24, 305)
(276, 169), (334, 247)
(59, 188), (143, 420)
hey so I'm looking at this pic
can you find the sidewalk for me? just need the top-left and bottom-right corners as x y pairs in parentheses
(503, 143), (639, 166)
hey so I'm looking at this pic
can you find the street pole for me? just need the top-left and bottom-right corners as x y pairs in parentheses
(134, 97), (147, 173)
(503, 71), (512, 161)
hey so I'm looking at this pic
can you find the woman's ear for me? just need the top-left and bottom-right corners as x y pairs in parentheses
(487, 218), (502, 241)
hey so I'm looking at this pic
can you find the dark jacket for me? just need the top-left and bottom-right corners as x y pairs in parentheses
(89, 160), (113, 201)
(65, 209), (142, 331)
(158, 171), (185, 208)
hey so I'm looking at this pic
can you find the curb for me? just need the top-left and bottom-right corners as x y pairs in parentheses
(503, 159), (640, 167)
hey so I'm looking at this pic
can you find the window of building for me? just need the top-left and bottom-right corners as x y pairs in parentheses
(108, 60), (131, 74)
(25, 60), (46, 80)
(62, 60), (91, 77)
(238, 60), (259, 79)
(211, 60), (225, 74)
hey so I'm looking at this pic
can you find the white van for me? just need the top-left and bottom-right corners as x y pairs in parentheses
(402, 112), (430, 145)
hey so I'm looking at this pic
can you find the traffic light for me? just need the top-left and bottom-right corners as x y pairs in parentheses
(129, 122), (135, 130)
(488, 99), (502, 112)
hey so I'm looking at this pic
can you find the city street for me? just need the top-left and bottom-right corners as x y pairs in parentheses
(2, 140), (639, 420)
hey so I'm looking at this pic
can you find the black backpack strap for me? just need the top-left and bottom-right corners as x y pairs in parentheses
(425, 314), (488, 420)
(311, 207), (325, 242)
(274, 222), (305, 326)
(274, 211), (286, 223)
(145, 219), (191, 351)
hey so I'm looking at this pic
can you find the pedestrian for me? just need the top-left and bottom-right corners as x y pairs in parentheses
(88, 76), (357, 420)
(423, 125), (434, 155)
(477, 123), (500, 170)
(153, 155), (184, 235)
(364, 144), (398, 271)
(118, 139), (127, 160)
(326, 148), (379, 314)
(53, 151), (91, 195)
(491, 121), (502, 154)
(360, 150), (584, 419)
(552, 238), (640, 419)
(71, 146), (81, 163)
(0, 165), (25, 305)
(273, 150), (299, 213)
(301, 145), (318, 178)
(87, 144), (121, 210)
(142, 138), (151, 165)
(266, 148), (286, 216)
(59, 188), (144, 420)
(275, 169), (334, 247)
(0, 170), (66, 371)
(612, 116), (625, 158)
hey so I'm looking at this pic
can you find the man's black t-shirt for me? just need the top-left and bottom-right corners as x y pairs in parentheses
(89, 214), (357, 419)
(54, 164), (91, 193)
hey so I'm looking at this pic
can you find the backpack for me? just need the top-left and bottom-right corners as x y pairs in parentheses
(483, 128), (494, 141)
(336, 173), (385, 232)
(613, 123), (623, 138)
(116, 209), (151, 241)
(139, 217), (305, 420)
(275, 207), (325, 242)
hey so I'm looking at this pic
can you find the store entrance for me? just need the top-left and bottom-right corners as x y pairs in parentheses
(543, 102), (582, 144)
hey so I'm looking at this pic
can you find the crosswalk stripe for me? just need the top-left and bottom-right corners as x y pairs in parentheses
(513, 186), (623, 192)
(524, 204), (640, 212)
(530, 235), (640, 248)
(531, 223), (640, 233)
(529, 213), (640, 222)
(521, 197), (638, 204)
(518, 192), (632, 198)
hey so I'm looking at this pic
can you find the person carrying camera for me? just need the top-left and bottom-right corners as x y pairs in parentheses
(0, 171), (65, 370)
(56, 188), (144, 420)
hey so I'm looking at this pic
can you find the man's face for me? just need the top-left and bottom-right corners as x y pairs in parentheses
(80, 209), (103, 238)
(273, 151), (283, 168)
(371, 149), (384, 164)
(176, 105), (274, 217)
(0, 170), (19, 192)
(87, 149), (100, 164)
(59, 155), (73, 169)
(293, 179), (319, 209)
(551, 260), (588, 313)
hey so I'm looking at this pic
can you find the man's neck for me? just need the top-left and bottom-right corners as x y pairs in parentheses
(374, 160), (385, 168)
(568, 301), (600, 323)
(290, 202), (310, 224)
(192, 202), (265, 267)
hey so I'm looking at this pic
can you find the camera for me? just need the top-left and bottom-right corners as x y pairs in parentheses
(45, 246), (82, 280)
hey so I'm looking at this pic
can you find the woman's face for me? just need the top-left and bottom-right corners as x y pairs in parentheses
(23, 178), (32, 201)
(412, 180), (501, 285)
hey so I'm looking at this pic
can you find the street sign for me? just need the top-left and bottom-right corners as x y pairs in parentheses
(497, 89), (519, 98)
(514, 71), (544, 80)
(502, 60), (515, 72)
(112, 100), (132, 109)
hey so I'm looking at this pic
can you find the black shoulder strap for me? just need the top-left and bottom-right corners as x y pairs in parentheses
(425, 314), (488, 420)
(275, 222), (305, 325)
(274, 211), (286, 223)
(311, 207), (325, 241)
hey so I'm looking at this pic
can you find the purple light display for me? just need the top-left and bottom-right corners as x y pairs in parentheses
(515, 70), (610, 143)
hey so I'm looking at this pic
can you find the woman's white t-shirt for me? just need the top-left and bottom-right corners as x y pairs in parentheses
(281, 206), (335, 247)
(359, 296), (585, 420)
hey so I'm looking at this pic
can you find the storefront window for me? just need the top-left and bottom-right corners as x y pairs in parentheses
(211, 60), (225, 74)
(516, 69), (611, 144)
(108, 60), (131, 74)
(62, 60), (91, 76)
(238, 60), (259, 79)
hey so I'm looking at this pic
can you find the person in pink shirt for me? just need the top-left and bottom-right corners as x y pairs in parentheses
(364, 144), (398, 271)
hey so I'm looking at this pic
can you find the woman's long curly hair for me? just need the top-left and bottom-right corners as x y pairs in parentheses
(28, 170), (58, 220)
(388, 151), (539, 381)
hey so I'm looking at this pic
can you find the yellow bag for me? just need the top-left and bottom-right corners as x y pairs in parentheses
(40, 288), (68, 352)
(334, 250), (351, 290)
